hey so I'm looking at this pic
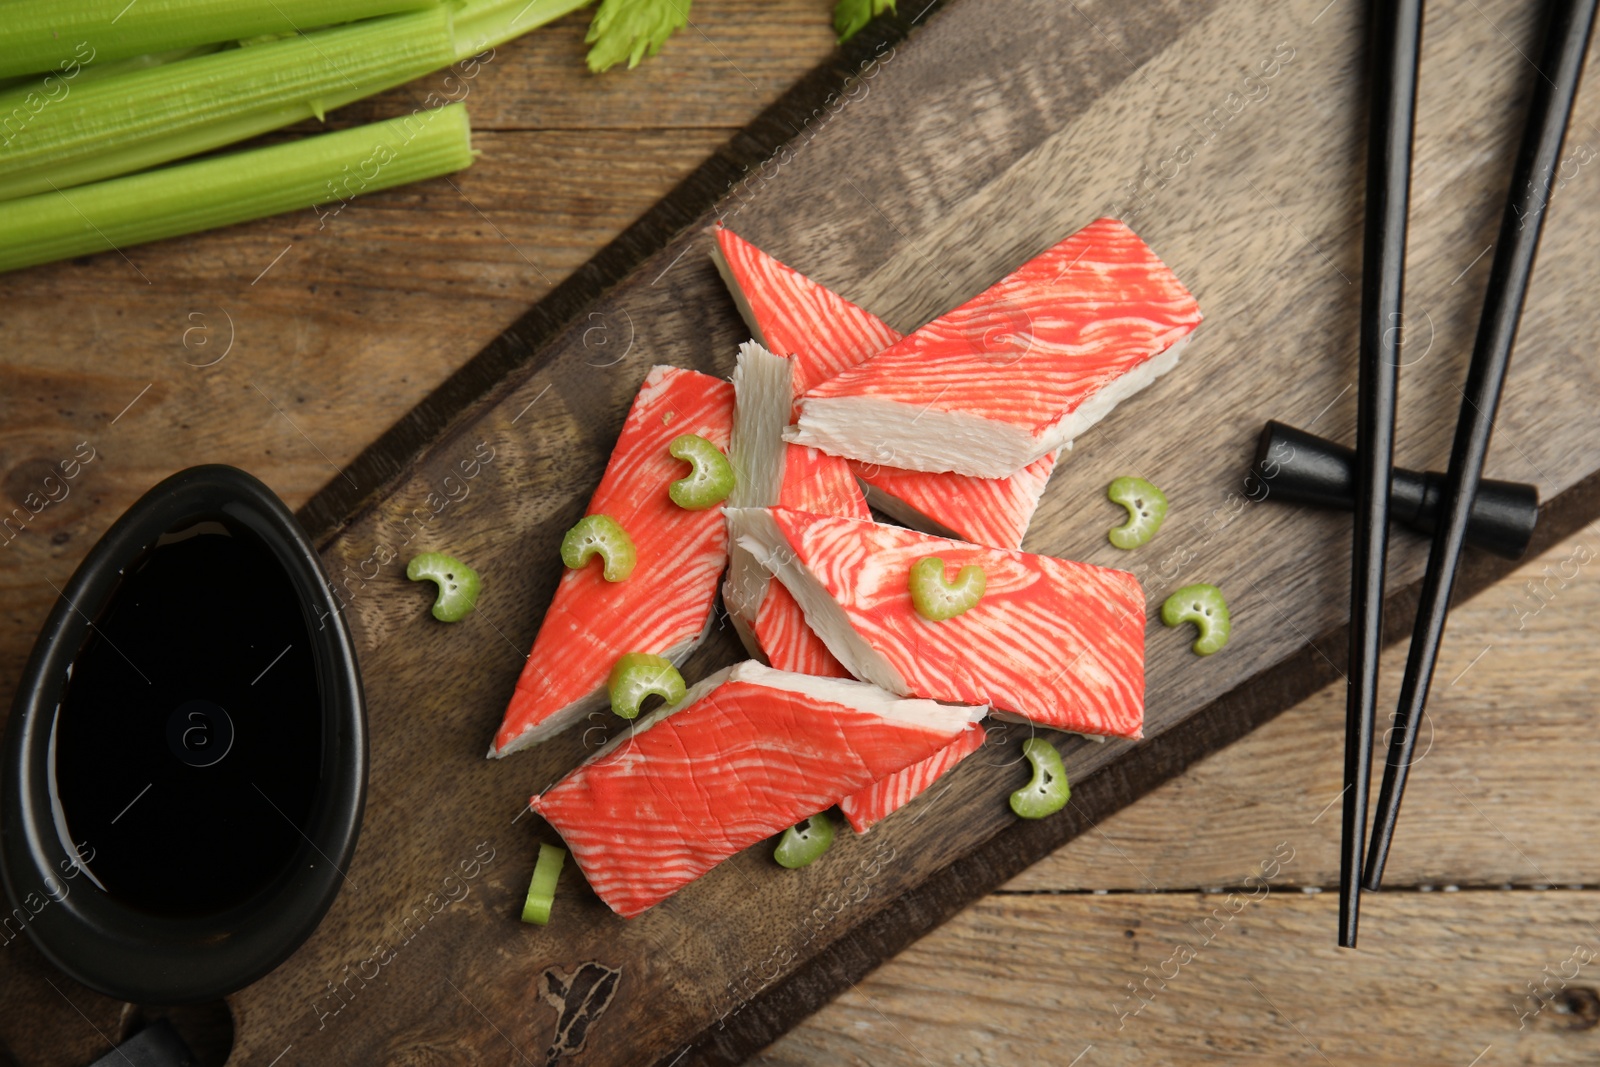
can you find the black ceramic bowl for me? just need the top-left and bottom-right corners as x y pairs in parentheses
(1, 465), (366, 1003)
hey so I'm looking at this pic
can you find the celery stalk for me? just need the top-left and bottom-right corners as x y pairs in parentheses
(0, 44), (224, 95)
(0, 102), (473, 275)
(451, 0), (597, 58)
(0, 9), (458, 202)
(78, 45), (230, 81)
(0, 0), (440, 80)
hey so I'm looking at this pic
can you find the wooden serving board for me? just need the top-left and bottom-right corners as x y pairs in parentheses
(190, 0), (1600, 1062)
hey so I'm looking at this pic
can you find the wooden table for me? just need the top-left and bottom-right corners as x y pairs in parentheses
(2, 0), (1598, 1062)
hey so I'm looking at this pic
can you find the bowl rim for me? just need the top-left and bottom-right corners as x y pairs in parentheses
(1, 464), (367, 1003)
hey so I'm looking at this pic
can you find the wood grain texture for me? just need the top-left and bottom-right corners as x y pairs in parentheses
(1003, 520), (1600, 894)
(0, 2), (846, 1063)
(755, 891), (1600, 1066)
(0, 123), (738, 820)
(223, 0), (1600, 1061)
(0, 0), (851, 703)
(755, 523), (1600, 1065)
(2, 0), (1599, 1063)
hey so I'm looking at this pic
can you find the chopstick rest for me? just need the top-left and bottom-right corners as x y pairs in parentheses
(1251, 421), (1539, 559)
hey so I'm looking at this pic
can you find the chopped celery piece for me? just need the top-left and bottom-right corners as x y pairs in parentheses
(607, 653), (685, 719)
(0, 9), (457, 202)
(406, 551), (482, 622)
(1106, 476), (1168, 550)
(667, 434), (735, 510)
(0, 103), (473, 275)
(1161, 584), (1231, 656)
(521, 843), (566, 925)
(774, 813), (835, 868)
(1009, 737), (1069, 819)
(561, 514), (637, 582)
(908, 556), (986, 621)
(0, 0), (438, 80)
(584, 0), (689, 72)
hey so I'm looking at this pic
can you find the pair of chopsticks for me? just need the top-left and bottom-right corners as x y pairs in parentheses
(1340, 0), (1597, 947)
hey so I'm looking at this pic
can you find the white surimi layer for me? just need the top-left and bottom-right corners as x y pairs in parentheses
(789, 398), (1031, 478)
(735, 661), (984, 730)
(709, 242), (770, 348)
(790, 336), (1189, 479)
(723, 342), (793, 630)
(726, 507), (907, 695)
(1041, 336), (1188, 458)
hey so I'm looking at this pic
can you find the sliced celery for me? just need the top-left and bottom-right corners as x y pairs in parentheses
(0, 0), (438, 80)
(0, 9), (456, 202)
(0, 103), (473, 274)
(908, 556), (986, 622)
(406, 552), (483, 622)
(561, 514), (637, 582)
(607, 654), (686, 719)
(833, 0), (896, 43)
(667, 434), (735, 509)
(774, 814), (834, 869)
(521, 843), (566, 925)
(1161, 584), (1231, 656)
(1009, 738), (1069, 819)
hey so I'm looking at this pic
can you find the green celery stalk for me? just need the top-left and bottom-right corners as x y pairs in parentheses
(73, 45), (231, 80)
(0, 45), (224, 94)
(0, 0), (598, 203)
(0, 0), (440, 80)
(0, 102), (473, 275)
(0, 8), (458, 202)
(451, 0), (597, 58)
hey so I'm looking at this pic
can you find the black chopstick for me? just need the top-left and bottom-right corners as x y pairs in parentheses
(1340, 0), (1425, 950)
(1364, 0), (1598, 890)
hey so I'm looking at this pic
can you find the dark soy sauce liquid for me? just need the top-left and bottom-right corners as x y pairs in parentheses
(53, 525), (322, 915)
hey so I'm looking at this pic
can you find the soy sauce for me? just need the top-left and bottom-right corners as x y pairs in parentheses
(52, 523), (322, 916)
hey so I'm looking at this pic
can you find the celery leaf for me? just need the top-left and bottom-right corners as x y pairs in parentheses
(585, 0), (690, 72)
(833, 0), (895, 43)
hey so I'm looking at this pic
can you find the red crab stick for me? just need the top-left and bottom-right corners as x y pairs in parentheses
(713, 223), (1058, 550)
(731, 507), (1146, 739)
(491, 366), (734, 757)
(530, 661), (986, 917)
(788, 218), (1202, 479)
(838, 721), (987, 833)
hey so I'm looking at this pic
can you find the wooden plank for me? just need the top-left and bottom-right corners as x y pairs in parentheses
(6, 505), (1593, 1067)
(1005, 523), (1600, 892)
(0, 0), (867, 694)
(191, 0), (1600, 1063)
(2, 0), (1599, 1063)
(332, 6), (842, 131)
(752, 891), (1600, 1065)
(757, 522), (1600, 1065)
(0, 124), (732, 688)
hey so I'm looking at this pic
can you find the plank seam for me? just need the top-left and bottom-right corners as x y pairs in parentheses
(667, 463), (1600, 1066)
(292, 4), (948, 546)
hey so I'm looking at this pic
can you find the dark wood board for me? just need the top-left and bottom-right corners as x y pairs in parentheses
(242, 0), (1600, 1061)
(14, 0), (1600, 1062)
